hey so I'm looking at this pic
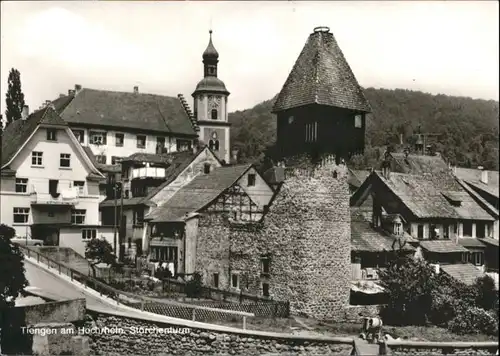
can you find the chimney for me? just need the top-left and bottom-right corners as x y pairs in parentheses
(399, 133), (403, 145)
(21, 105), (29, 120)
(75, 84), (82, 93)
(480, 168), (488, 184)
(134, 86), (139, 94)
(59, 94), (65, 98)
(68, 89), (75, 96)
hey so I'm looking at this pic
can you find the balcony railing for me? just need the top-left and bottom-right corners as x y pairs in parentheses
(30, 187), (80, 206)
(132, 167), (166, 179)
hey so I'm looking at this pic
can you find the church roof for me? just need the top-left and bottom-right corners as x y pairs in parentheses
(203, 30), (219, 60)
(193, 77), (229, 96)
(56, 88), (197, 136)
(272, 26), (371, 114)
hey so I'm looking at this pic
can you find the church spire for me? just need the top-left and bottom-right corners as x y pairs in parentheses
(203, 30), (219, 77)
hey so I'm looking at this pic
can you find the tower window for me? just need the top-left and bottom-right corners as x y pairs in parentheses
(305, 122), (318, 142)
(354, 114), (363, 128)
(209, 139), (220, 152)
(211, 109), (218, 120)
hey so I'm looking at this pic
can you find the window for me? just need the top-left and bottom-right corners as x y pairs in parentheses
(60, 153), (71, 168)
(136, 135), (146, 148)
(111, 156), (122, 165)
(394, 223), (402, 236)
(261, 256), (270, 275)
(124, 190), (130, 199)
(47, 129), (57, 141)
(443, 224), (450, 239)
(13, 208), (29, 223)
(354, 114), (363, 128)
(72, 130), (84, 143)
(89, 131), (107, 145)
(209, 139), (220, 152)
(476, 222), (486, 238)
(49, 180), (59, 197)
(231, 273), (239, 289)
(417, 224), (424, 239)
(74, 181), (85, 194)
(71, 209), (86, 224)
(211, 109), (218, 120)
(430, 224), (438, 240)
(82, 229), (97, 241)
(32, 152), (43, 166)
(262, 283), (270, 297)
(213, 273), (219, 288)
(305, 121), (318, 142)
(463, 221), (473, 237)
(176, 139), (192, 152)
(133, 208), (144, 226)
(96, 155), (107, 164)
(15, 178), (28, 193)
(115, 133), (124, 147)
(247, 174), (256, 187)
(204, 163), (211, 174)
(469, 252), (484, 266)
(156, 137), (166, 153)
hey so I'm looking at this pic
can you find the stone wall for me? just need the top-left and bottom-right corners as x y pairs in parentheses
(343, 305), (383, 323)
(380, 342), (499, 356)
(196, 155), (352, 320)
(86, 313), (354, 355)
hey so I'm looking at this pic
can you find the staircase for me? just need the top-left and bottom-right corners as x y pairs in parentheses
(30, 246), (98, 276)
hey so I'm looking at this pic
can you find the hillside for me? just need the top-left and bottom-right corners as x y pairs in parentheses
(228, 88), (499, 170)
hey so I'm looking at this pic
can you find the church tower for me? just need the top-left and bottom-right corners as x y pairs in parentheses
(192, 30), (231, 163)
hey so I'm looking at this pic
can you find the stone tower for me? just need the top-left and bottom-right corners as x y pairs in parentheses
(272, 26), (371, 162)
(261, 26), (372, 320)
(192, 30), (231, 163)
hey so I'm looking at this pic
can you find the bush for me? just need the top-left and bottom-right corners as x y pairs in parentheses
(186, 272), (203, 298)
(448, 306), (498, 336)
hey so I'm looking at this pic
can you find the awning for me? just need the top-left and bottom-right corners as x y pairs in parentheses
(351, 281), (385, 294)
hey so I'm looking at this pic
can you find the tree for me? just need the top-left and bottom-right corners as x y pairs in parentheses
(4, 68), (25, 127)
(84, 237), (117, 278)
(0, 224), (29, 309)
(378, 255), (437, 325)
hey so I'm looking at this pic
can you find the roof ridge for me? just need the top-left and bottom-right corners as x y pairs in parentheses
(80, 87), (179, 98)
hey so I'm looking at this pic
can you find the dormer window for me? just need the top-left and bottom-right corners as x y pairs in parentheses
(47, 129), (57, 141)
(442, 192), (463, 207)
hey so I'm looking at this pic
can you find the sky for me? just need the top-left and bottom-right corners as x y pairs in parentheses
(0, 1), (498, 117)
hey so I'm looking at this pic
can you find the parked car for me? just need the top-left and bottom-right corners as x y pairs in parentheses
(11, 236), (44, 246)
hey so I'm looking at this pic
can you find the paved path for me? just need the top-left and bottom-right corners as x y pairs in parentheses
(354, 338), (380, 355)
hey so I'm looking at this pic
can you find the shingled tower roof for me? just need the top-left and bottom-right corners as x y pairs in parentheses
(272, 26), (371, 114)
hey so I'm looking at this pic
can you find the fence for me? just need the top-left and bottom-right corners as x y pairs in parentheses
(17, 244), (254, 328)
(100, 267), (290, 318)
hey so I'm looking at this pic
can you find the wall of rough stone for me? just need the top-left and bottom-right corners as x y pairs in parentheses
(86, 313), (354, 355)
(196, 155), (352, 321)
(381, 344), (498, 356)
(343, 305), (383, 323)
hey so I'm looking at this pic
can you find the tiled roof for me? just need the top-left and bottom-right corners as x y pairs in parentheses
(263, 166), (285, 185)
(122, 152), (182, 165)
(377, 172), (494, 221)
(455, 167), (499, 199)
(419, 240), (469, 253)
(100, 197), (155, 208)
(348, 169), (371, 189)
(440, 263), (484, 285)
(351, 220), (415, 252)
(146, 164), (252, 222)
(1, 106), (66, 167)
(479, 238), (499, 248)
(82, 146), (121, 173)
(272, 28), (371, 113)
(57, 89), (197, 136)
(389, 153), (460, 191)
(457, 238), (487, 249)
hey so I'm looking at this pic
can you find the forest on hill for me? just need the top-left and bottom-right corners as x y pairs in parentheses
(228, 88), (499, 170)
